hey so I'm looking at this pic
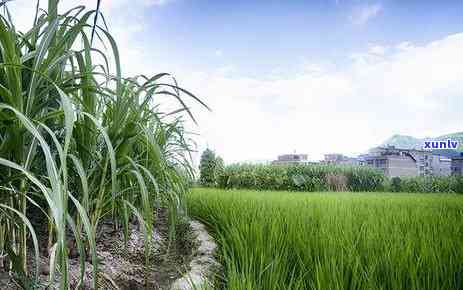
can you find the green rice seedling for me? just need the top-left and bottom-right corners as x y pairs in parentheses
(187, 188), (463, 290)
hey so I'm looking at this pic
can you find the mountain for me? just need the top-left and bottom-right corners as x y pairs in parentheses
(379, 132), (463, 156)
(380, 134), (422, 149)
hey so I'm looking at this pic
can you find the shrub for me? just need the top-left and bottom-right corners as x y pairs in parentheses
(390, 177), (402, 192)
(216, 164), (463, 194)
(395, 175), (463, 194)
(450, 176), (463, 193)
(217, 163), (385, 192)
(345, 167), (385, 191)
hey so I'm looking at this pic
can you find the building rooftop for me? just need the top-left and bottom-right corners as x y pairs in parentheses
(273, 153), (309, 164)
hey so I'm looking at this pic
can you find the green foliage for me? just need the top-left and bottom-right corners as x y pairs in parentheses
(188, 188), (463, 290)
(217, 163), (385, 192)
(390, 176), (402, 192)
(385, 175), (463, 193)
(199, 149), (217, 186)
(199, 149), (224, 187)
(214, 156), (225, 183)
(0, 1), (205, 287)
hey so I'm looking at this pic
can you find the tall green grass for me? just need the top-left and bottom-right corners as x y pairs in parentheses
(0, 1), (205, 288)
(187, 188), (463, 290)
(217, 163), (385, 192)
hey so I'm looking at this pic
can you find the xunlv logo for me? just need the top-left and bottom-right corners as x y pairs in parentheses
(422, 139), (459, 150)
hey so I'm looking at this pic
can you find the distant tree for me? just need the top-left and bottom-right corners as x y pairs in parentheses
(214, 156), (225, 183)
(390, 177), (402, 192)
(199, 148), (217, 186)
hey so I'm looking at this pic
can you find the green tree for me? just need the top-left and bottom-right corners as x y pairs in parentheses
(200, 149), (217, 186)
(215, 156), (225, 183)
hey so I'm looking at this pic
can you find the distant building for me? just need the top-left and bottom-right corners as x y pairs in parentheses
(324, 153), (359, 166)
(273, 153), (309, 165)
(361, 146), (433, 177)
(431, 155), (452, 176)
(362, 153), (417, 177)
(451, 154), (463, 176)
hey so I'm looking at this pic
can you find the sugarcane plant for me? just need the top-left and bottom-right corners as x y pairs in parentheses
(0, 0), (207, 288)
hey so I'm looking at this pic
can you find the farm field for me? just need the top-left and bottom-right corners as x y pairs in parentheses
(187, 188), (463, 290)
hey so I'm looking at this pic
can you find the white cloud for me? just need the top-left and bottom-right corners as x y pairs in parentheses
(368, 44), (386, 55)
(395, 41), (414, 51)
(349, 3), (382, 25)
(214, 49), (223, 57)
(178, 33), (463, 163)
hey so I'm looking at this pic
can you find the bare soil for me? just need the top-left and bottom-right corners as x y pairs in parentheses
(0, 208), (196, 290)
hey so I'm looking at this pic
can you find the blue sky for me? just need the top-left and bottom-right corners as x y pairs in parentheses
(141, 0), (463, 75)
(11, 0), (463, 164)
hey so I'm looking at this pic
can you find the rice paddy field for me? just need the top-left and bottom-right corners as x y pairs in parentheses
(187, 188), (463, 290)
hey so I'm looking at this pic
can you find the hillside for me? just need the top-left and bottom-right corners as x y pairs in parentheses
(379, 132), (463, 154)
(380, 134), (422, 149)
